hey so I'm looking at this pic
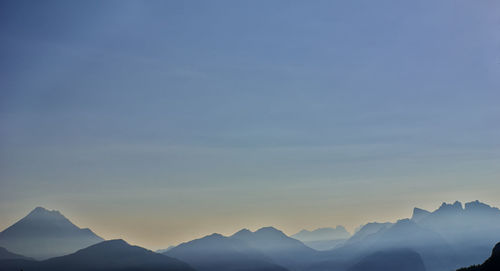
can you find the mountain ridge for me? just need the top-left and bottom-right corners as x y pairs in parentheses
(0, 239), (194, 271)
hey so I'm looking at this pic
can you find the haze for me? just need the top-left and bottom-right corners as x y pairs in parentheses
(0, 0), (499, 249)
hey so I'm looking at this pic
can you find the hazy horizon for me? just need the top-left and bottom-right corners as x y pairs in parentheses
(1, 0), (499, 250)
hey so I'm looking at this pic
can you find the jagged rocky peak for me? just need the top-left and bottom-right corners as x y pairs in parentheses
(435, 201), (463, 213)
(464, 200), (500, 212)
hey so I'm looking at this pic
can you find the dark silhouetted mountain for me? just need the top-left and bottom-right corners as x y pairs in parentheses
(166, 233), (287, 271)
(457, 242), (500, 271)
(0, 207), (104, 259)
(231, 227), (318, 270)
(0, 247), (32, 260)
(0, 239), (194, 271)
(347, 249), (426, 271)
(292, 226), (350, 242)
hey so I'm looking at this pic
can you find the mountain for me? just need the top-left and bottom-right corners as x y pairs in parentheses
(301, 239), (347, 251)
(157, 245), (176, 253)
(166, 227), (317, 271)
(411, 201), (500, 268)
(369, 219), (457, 271)
(314, 201), (500, 271)
(347, 249), (426, 271)
(291, 227), (350, 251)
(165, 233), (287, 271)
(0, 239), (194, 271)
(411, 208), (431, 222)
(231, 227), (318, 271)
(292, 226), (350, 242)
(345, 222), (393, 245)
(457, 242), (500, 271)
(0, 207), (104, 259)
(0, 247), (31, 260)
(311, 219), (455, 271)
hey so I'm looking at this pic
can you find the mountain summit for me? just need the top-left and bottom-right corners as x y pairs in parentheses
(0, 207), (104, 259)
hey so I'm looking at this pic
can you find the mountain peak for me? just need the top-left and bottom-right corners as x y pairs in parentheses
(204, 233), (224, 240)
(102, 239), (128, 246)
(335, 225), (347, 231)
(0, 206), (104, 259)
(85, 239), (130, 251)
(436, 201), (463, 213)
(411, 207), (431, 221)
(255, 227), (287, 237)
(464, 200), (500, 212)
(27, 206), (65, 218)
(232, 228), (253, 238)
(292, 226), (351, 242)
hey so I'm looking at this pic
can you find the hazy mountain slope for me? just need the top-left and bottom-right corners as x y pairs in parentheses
(347, 249), (426, 271)
(412, 201), (500, 268)
(302, 239), (347, 251)
(0, 207), (104, 259)
(315, 201), (500, 271)
(345, 222), (393, 245)
(0, 247), (32, 260)
(292, 226), (350, 242)
(457, 242), (500, 271)
(231, 227), (318, 271)
(311, 219), (455, 271)
(166, 233), (287, 271)
(0, 239), (193, 271)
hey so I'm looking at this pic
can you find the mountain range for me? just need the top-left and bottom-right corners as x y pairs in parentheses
(0, 201), (499, 271)
(166, 227), (316, 271)
(0, 239), (194, 271)
(291, 226), (350, 251)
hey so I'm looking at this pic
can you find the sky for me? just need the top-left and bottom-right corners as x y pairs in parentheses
(0, 0), (499, 250)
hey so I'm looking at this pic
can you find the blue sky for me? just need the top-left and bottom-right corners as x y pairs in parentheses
(0, 0), (499, 249)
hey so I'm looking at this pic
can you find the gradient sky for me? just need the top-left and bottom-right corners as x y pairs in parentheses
(1, 0), (499, 250)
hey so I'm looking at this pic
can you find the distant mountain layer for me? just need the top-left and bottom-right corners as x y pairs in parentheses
(166, 227), (319, 271)
(0, 247), (31, 261)
(292, 226), (350, 242)
(347, 249), (426, 271)
(231, 227), (318, 270)
(410, 200), (500, 268)
(457, 242), (500, 271)
(310, 201), (500, 271)
(166, 233), (287, 271)
(1, 200), (499, 271)
(0, 207), (104, 259)
(0, 239), (194, 271)
(303, 239), (347, 251)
